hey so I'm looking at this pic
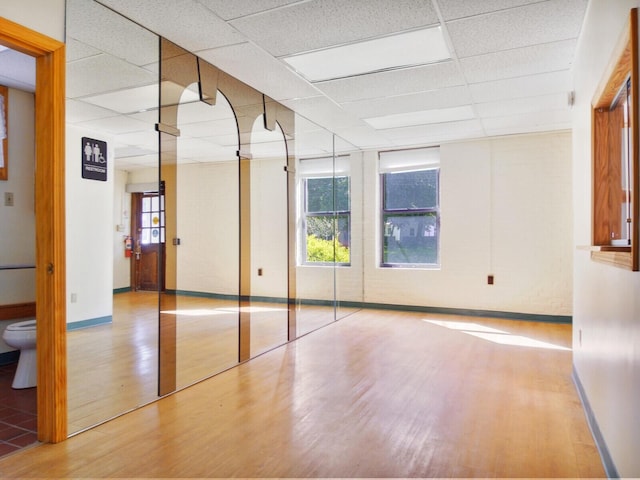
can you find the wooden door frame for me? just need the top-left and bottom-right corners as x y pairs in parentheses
(0, 17), (67, 443)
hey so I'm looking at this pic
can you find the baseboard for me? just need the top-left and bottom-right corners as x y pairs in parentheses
(67, 315), (112, 331)
(572, 366), (619, 478)
(0, 302), (36, 321)
(113, 287), (132, 295)
(163, 290), (571, 324)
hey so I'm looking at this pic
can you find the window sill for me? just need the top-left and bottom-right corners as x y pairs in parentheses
(578, 245), (634, 269)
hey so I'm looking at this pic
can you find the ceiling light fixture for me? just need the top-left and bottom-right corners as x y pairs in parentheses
(364, 105), (475, 130)
(282, 26), (450, 83)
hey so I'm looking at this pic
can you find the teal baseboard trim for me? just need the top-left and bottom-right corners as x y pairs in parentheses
(572, 366), (618, 479)
(358, 302), (572, 324)
(0, 350), (19, 365)
(163, 290), (571, 324)
(67, 315), (112, 331)
(113, 287), (132, 295)
(167, 289), (238, 302)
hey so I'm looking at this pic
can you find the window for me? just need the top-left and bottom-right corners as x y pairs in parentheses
(380, 148), (440, 267)
(299, 157), (350, 265)
(591, 8), (639, 270)
(140, 192), (165, 245)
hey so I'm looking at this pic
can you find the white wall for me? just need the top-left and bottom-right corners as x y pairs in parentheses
(0, 0), (65, 42)
(0, 88), (35, 352)
(358, 132), (573, 316)
(176, 161), (240, 295)
(113, 169), (131, 290)
(66, 125), (114, 325)
(571, 1), (640, 476)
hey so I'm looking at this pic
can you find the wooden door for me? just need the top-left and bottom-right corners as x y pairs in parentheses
(131, 190), (165, 292)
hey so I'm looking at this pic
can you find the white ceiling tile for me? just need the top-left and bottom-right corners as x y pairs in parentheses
(365, 105), (475, 129)
(77, 115), (151, 135)
(180, 119), (238, 139)
(481, 109), (571, 136)
(317, 61), (465, 103)
(437, 0), (544, 21)
(475, 93), (569, 119)
(66, 99), (117, 123)
(196, 43), (319, 101)
(82, 85), (160, 114)
(280, 96), (364, 130)
(65, 38), (102, 63)
(67, 54), (157, 98)
(469, 70), (571, 103)
(68, 0), (158, 66)
(96, 0), (244, 52)
(197, 0), (303, 21)
(446, 0), (587, 58)
(116, 130), (159, 150)
(341, 86), (473, 119)
(459, 39), (576, 84)
(385, 119), (485, 146)
(229, 0), (439, 57)
(333, 126), (393, 150)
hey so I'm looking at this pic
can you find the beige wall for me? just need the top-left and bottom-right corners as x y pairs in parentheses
(0, 0), (65, 42)
(571, 0), (640, 477)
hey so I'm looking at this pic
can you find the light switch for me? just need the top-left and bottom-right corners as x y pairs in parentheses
(4, 192), (14, 206)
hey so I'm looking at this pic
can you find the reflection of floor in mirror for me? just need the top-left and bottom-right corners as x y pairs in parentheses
(66, 291), (340, 434)
(0, 363), (37, 458)
(0, 308), (604, 477)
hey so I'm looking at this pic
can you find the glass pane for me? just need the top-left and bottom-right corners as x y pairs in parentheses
(141, 228), (151, 245)
(383, 213), (438, 264)
(141, 212), (151, 228)
(384, 169), (438, 210)
(306, 215), (350, 263)
(306, 176), (349, 213)
(151, 195), (159, 212)
(151, 228), (160, 243)
(142, 196), (151, 213)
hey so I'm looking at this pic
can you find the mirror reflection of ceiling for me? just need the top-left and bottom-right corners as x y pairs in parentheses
(6, 0), (589, 169)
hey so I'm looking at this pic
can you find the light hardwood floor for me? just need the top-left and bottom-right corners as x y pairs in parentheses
(0, 306), (604, 477)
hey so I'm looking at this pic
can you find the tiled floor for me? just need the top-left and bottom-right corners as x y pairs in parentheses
(0, 363), (37, 458)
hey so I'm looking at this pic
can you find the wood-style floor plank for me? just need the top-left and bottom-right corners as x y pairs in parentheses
(0, 307), (605, 477)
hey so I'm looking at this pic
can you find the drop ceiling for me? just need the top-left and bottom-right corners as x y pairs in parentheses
(3, 0), (589, 169)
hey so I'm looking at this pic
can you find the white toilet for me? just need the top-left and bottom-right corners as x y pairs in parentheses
(2, 319), (37, 389)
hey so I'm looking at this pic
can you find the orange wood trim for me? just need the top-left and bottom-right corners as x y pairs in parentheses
(0, 302), (36, 321)
(35, 41), (67, 443)
(239, 157), (251, 362)
(630, 10), (639, 270)
(0, 85), (8, 181)
(0, 302), (36, 320)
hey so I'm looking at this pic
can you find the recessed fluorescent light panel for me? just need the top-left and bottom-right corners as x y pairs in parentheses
(283, 26), (450, 82)
(364, 105), (475, 129)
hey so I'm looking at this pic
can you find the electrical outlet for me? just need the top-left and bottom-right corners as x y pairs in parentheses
(70, 293), (77, 303)
(4, 192), (14, 206)
(487, 275), (494, 285)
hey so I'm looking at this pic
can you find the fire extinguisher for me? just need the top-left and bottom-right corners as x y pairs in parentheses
(124, 236), (133, 258)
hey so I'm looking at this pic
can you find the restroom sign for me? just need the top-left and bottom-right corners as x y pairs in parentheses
(82, 137), (107, 181)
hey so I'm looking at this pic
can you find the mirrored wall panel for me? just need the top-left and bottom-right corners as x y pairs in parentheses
(65, 0), (363, 435)
(65, 0), (160, 433)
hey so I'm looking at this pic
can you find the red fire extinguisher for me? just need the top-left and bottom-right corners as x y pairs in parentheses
(124, 236), (133, 258)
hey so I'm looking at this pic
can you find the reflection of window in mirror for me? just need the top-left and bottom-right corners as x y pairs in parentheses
(0, 85), (7, 180)
(591, 8), (638, 270)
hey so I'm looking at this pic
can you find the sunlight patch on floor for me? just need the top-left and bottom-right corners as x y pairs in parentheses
(423, 319), (571, 351)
